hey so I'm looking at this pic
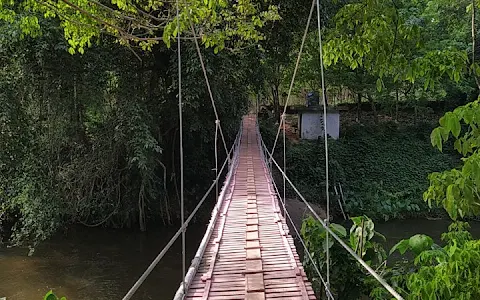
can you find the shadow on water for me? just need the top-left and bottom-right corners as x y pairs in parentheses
(0, 223), (206, 300)
(4, 216), (480, 299)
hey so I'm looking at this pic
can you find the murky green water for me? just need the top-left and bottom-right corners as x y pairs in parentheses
(0, 225), (205, 300)
(2, 218), (480, 300)
(376, 218), (480, 249)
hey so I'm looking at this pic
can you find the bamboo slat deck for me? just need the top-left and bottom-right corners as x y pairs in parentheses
(185, 115), (316, 300)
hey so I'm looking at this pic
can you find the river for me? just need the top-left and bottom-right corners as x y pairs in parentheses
(0, 225), (205, 300)
(2, 219), (480, 299)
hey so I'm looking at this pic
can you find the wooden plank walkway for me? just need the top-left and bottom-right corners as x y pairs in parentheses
(186, 115), (316, 300)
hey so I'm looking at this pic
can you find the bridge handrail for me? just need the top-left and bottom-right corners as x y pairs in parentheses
(172, 120), (243, 300)
(122, 121), (242, 300)
(255, 121), (404, 300)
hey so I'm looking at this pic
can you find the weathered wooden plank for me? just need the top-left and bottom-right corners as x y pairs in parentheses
(246, 248), (261, 260)
(246, 292), (266, 300)
(246, 273), (265, 292)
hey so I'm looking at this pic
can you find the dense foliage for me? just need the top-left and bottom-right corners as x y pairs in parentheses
(302, 215), (480, 299)
(0, 1), (273, 247)
(0, 0), (280, 54)
(299, 99), (480, 299)
(292, 0), (478, 123)
(370, 221), (480, 300)
(426, 99), (480, 220)
(278, 121), (459, 220)
(3, 0), (480, 297)
(301, 215), (388, 299)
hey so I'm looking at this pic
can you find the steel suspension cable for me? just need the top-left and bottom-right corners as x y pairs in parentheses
(269, 164), (334, 300)
(258, 133), (334, 299)
(173, 124), (242, 300)
(315, 0), (331, 289)
(260, 141), (404, 300)
(176, 0), (186, 295)
(189, 22), (230, 161)
(270, 0), (315, 156)
(121, 140), (238, 300)
(122, 3), (241, 298)
(215, 120), (219, 202)
(282, 114), (287, 218)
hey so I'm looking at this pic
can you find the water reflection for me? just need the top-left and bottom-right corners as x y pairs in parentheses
(2, 218), (480, 299)
(375, 218), (480, 249)
(0, 224), (205, 300)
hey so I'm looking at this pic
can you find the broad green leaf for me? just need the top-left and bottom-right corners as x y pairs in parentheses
(408, 234), (433, 255)
(454, 139), (462, 154)
(44, 291), (57, 300)
(376, 78), (382, 92)
(330, 223), (347, 237)
(389, 239), (409, 255)
(446, 184), (458, 220)
(430, 127), (443, 151)
(446, 114), (461, 138)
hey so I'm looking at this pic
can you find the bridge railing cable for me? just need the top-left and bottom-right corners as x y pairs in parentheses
(257, 129), (404, 300)
(269, 0), (315, 156)
(255, 119), (334, 299)
(176, 0), (186, 295)
(315, 0), (332, 288)
(257, 118), (403, 300)
(121, 123), (242, 300)
(172, 122), (243, 300)
(189, 19), (231, 162)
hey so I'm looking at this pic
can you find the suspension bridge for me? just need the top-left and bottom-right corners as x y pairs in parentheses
(120, 0), (405, 298)
(175, 115), (315, 300)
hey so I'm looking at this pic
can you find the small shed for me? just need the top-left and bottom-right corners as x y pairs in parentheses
(296, 106), (340, 140)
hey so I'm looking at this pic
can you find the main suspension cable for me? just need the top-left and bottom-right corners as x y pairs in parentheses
(189, 22), (230, 161)
(270, 0), (315, 156)
(261, 143), (404, 300)
(315, 0), (331, 288)
(282, 114), (287, 218)
(215, 120), (219, 201)
(122, 142), (237, 300)
(259, 136), (334, 299)
(176, 0), (186, 295)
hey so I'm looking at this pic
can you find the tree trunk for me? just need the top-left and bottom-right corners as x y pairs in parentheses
(395, 88), (399, 122)
(472, 0), (480, 91)
(272, 84), (280, 122)
(367, 96), (378, 123)
(414, 104), (418, 124)
(356, 93), (361, 122)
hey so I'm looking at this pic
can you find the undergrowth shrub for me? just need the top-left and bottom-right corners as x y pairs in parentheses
(301, 215), (388, 299)
(44, 290), (67, 300)
(265, 120), (459, 220)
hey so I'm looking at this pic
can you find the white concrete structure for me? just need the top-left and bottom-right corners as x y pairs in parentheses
(299, 110), (340, 140)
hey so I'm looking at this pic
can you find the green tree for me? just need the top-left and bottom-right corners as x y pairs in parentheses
(319, 0), (467, 122)
(0, 0), (279, 53)
(425, 99), (480, 220)
(254, 0), (314, 121)
(1, 0), (276, 247)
